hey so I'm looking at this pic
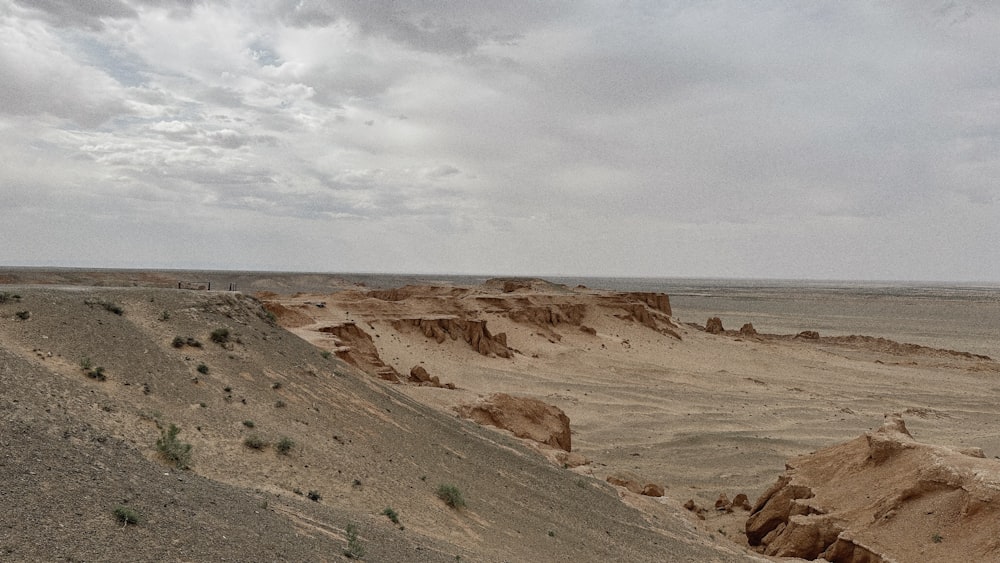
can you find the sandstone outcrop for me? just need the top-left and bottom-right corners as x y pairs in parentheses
(456, 393), (571, 451)
(705, 317), (725, 334)
(605, 472), (665, 497)
(746, 413), (1000, 562)
(318, 323), (400, 382)
(408, 365), (455, 389)
(795, 330), (820, 340)
(739, 323), (757, 337)
(393, 318), (511, 358)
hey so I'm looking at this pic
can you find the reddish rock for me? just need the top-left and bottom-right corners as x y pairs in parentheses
(739, 323), (758, 337)
(705, 317), (725, 334)
(409, 365), (431, 383)
(456, 393), (572, 451)
(606, 475), (644, 494)
(393, 318), (512, 358)
(318, 323), (400, 381)
(733, 493), (752, 511)
(746, 413), (1000, 562)
(641, 483), (665, 497)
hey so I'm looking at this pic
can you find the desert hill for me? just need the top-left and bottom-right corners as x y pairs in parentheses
(0, 285), (752, 562)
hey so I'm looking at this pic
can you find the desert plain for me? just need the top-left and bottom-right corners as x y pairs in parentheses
(2, 268), (999, 562)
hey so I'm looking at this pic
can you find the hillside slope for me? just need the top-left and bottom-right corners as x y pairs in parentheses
(0, 287), (752, 562)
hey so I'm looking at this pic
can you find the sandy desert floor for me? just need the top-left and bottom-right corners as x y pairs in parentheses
(266, 278), (1000, 554)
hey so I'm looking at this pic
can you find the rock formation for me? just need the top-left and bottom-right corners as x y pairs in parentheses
(318, 323), (400, 382)
(746, 413), (1000, 562)
(393, 318), (511, 358)
(739, 323), (757, 337)
(456, 393), (572, 451)
(705, 317), (725, 334)
(408, 365), (455, 389)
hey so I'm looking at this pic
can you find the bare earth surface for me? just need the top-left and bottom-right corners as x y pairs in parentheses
(3, 269), (1000, 562)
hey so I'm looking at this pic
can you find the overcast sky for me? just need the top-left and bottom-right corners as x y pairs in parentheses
(2, 1), (998, 281)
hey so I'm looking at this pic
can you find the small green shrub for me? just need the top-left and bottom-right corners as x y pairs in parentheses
(113, 505), (141, 526)
(172, 336), (186, 348)
(86, 299), (123, 315)
(307, 490), (322, 502)
(0, 292), (21, 304)
(321, 350), (332, 359)
(243, 435), (267, 450)
(210, 327), (230, 344)
(156, 424), (192, 469)
(436, 484), (466, 508)
(274, 400), (286, 408)
(343, 523), (363, 559)
(932, 533), (943, 543)
(159, 310), (170, 321)
(382, 507), (399, 524)
(196, 363), (209, 374)
(242, 420), (255, 428)
(80, 358), (106, 381)
(275, 436), (294, 455)
(14, 310), (30, 320)
(271, 381), (282, 390)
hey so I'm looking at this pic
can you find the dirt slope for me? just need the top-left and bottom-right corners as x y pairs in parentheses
(0, 286), (751, 562)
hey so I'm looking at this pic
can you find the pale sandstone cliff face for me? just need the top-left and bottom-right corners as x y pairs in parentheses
(747, 413), (1000, 562)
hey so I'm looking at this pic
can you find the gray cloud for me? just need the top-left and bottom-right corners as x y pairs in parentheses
(1, 1), (998, 280)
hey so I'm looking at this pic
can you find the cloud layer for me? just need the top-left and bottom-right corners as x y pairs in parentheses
(2, 0), (998, 280)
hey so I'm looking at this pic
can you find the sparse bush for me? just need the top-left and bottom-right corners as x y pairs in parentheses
(0, 292), (21, 304)
(932, 533), (943, 543)
(210, 327), (230, 344)
(197, 363), (209, 374)
(436, 484), (466, 508)
(159, 310), (170, 321)
(243, 435), (267, 450)
(87, 366), (107, 381)
(156, 423), (192, 469)
(271, 381), (282, 390)
(307, 490), (322, 502)
(343, 523), (363, 559)
(382, 507), (399, 524)
(242, 420), (255, 428)
(274, 400), (286, 408)
(85, 299), (124, 315)
(80, 358), (106, 381)
(275, 436), (294, 455)
(113, 505), (141, 526)
(172, 336), (186, 348)
(15, 310), (29, 320)
(199, 402), (207, 408)
(321, 351), (332, 359)
(223, 386), (232, 392)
